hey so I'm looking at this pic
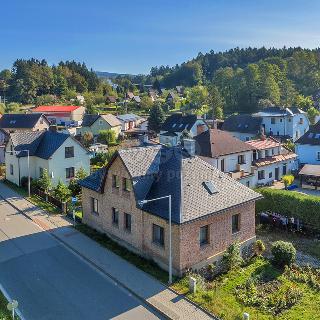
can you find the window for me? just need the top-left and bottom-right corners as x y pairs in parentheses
(112, 208), (119, 226)
(245, 137), (250, 141)
(238, 155), (245, 164)
(39, 167), (43, 177)
(299, 118), (303, 124)
(66, 167), (75, 179)
(112, 175), (120, 188)
(317, 152), (320, 161)
(220, 159), (225, 172)
(65, 146), (74, 158)
(232, 214), (240, 234)
(123, 177), (132, 191)
(91, 197), (99, 214)
(200, 225), (209, 246)
(280, 118), (283, 123)
(10, 164), (13, 175)
(246, 181), (250, 187)
(282, 164), (287, 175)
(271, 117), (276, 124)
(124, 213), (132, 232)
(152, 224), (164, 246)
(99, 119), (103, 125)
(269, 172), (273, 178)
(258, 170), (265, 180)
(288, 118), (292, 122)
(40, 118), (44, 124)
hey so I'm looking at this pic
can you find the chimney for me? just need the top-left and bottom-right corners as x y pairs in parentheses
(49, 125), (57, 132)
(183, 138), (195, 156)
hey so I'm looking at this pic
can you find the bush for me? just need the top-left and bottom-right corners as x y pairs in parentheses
(255, 188), (320, 229)
(98, 129), (117, 145)
(221, 242), (243, 272)
(271, 241), (296, 267)
(281, 174), (294, 189)
(20, 176), (32, 189)
(254, 240), (266, 256)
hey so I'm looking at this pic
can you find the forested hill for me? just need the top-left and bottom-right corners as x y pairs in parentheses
(147, 47), (320, 114)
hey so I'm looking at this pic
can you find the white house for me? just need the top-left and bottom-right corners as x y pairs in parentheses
(194, 129), (256, 187)
(295, 121), (320, 165)
(0, 128), (9, 163)
(159, 114), (208, 146)
(116, 114), (146, 131)
(252, 107), (309, 141)
(246, 137), (298, 186)
(5, 130), (90, 187)
(222, 107), (310, 142)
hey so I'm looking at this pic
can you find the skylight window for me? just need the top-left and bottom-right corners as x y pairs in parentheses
(203, 181), (218, 195)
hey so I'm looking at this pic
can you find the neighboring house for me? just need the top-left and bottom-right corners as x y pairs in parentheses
(0, 113), (50, 132)
(77, 114), (122, 138)
(80, 145), (261, 275)
(222, 114), (263, 141)
(223, 107), (310, 142)
(31, 105), (85, 126)
(176, 86), (185, 95)
(0, 128), (9, 163)
(159, 114), (208, 146)
(295, 121), (320, 165)
(126, 92), (135, 100)
(116, 114), (145, 131)
(132, 96), (141, 104)
(194, 129), (256, 187)
(166, 92), (175, 105)
(246, 137), (298, 186)
(298, 164), (320, 190)
(5, 130), (90, 187)
(252, 107), (309, 141)
(106, 96), (117, 104)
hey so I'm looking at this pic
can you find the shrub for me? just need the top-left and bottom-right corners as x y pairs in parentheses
(98, 129), (117, 145)
(221, 242), (243, 272)
(281, 175), (294, 189)
(271, 241), (296, 267)
(20, 176), (32, 189)
(254, 240), (266, 256)
(53, 180), (71, 202)
(255, 188), (320, 230)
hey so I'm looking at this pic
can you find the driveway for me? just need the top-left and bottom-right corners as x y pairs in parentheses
(0, 198), (163, 320)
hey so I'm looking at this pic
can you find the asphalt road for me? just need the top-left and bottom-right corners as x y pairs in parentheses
(0, 198), (164, 320)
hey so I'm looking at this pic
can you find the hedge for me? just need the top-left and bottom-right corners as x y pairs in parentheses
(255, 188), (320, 230)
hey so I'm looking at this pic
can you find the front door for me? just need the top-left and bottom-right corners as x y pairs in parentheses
(275, 167), (279, 180)
(221, 159), (225, 172)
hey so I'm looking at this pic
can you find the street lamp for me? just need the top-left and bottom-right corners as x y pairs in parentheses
(6, 149), (31, 197)
(139, 195), (172, 284)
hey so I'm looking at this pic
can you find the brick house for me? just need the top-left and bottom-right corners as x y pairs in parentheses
(80, 145), (261, 275)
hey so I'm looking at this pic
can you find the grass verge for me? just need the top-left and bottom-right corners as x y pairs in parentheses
(76, 224), (170, 283)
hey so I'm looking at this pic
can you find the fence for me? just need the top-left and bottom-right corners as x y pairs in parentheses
(32, 187), (68, 213)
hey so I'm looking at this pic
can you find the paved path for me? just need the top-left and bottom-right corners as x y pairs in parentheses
(0, 182), (214, 320)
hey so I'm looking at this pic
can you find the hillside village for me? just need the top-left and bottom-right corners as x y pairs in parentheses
(0, 49), (320, 320)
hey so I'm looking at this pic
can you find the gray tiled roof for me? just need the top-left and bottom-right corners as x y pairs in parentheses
(82, 114), (100, 127)
(82, 114), (121, 128)
(296, 121), (320, 145)
(79, 168), (107, 192)
(10, 131), (71, 159)
(161, 114), (200, 133)
(81, 145), (261, 224)
(0, 113), (48, 129)
(222, 114), (262, 134)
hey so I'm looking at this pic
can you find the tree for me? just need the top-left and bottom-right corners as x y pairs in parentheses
(98, 129), (117, 145)
(186, 85), (208, 110)
(140, 96), (153, 110)
(253, 240), (266, 256)
(148, 103), (165, 133)
(68, 167), (88, 196)
(38, 168), (51, 192)
(207, 85), (225, 119)
(294, 94), (314, 110)
(83, 131), (93, 147)
(53, 180), (71, 202)
(271, 241), (296, 267)
(221, 242), (243, 272)
(307, 107), (320, 125)
(282, 174), (295, 189)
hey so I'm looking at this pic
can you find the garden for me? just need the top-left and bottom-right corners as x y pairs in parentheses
(172, 241), (320, 320)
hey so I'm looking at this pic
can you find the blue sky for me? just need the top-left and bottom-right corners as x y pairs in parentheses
(0, 0), (320, 74)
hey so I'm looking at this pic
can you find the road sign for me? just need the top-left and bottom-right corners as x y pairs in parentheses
(72, 197), (77, 204)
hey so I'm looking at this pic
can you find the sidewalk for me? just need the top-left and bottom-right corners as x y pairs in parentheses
(0, 181), (215, 320)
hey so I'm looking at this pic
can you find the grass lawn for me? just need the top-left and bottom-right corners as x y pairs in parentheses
(172, 257), (320, 320)
(76, 224), (170, 283)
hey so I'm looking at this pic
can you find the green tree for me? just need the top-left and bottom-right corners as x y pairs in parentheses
(53, 180), (71, 202)
(294, 94), (314, 111)
(207, 85), (225, 119)
(186, 85), (208, 109)
(98, 129), (117, 145)
(83, 131), (93, 147)
(38, 168), (52, 192)
(140, 96), (153, 110)
(68, 167), (88, 196)
(307, 107), (320, 125)
(148, 103), (165, 133)
(282, 174), (295, 189)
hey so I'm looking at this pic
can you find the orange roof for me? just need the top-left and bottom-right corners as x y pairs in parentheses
(246, 137), (280, 150)
(253, 153), (297, 167)
(32, 105), (81, 113)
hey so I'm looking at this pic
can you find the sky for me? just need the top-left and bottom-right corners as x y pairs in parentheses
(1, 0), (320, 74)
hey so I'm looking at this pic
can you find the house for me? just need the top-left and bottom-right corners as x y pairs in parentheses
(252, 107), (309, 141)
(132, 96), (141, 104)
(159, 114), (208, 146)
(5, 130), (90, 187)
(126, 92), (135, 100)
(223, 107), (310, 142)
(176, 86), (185, 95)
(77, 114), (122, 138)
(0, 113), (50, 132)
(31, 105), (85, 126)
(222, 114), (263, 141)
(295, 121), (320, 165)
(298, 164), (320, 190)
(106, 96), (117, 104)
(116, 114), (145, 131)
(0, 128), (9, 163)
(79, 145), (261, 275)
(246, 137), (298, 186)
(194, 129), (256, 187)
(166, 92), (175, 105)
